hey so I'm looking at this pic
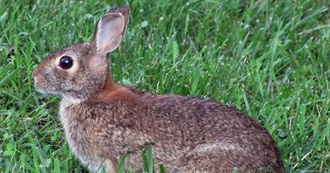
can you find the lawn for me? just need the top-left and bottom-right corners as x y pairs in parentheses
(1, 0), (330, 172)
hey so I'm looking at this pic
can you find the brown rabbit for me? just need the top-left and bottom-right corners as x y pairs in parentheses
(32, 4), (285, 173)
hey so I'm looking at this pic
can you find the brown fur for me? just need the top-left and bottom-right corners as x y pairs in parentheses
(32, 4), (285, 173)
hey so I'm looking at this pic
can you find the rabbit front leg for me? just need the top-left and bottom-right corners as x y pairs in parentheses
(104, 158), (117, 173)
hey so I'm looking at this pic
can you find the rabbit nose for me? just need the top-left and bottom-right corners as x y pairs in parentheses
(31, 71), (37, 85)
(31, 76), (37, 84)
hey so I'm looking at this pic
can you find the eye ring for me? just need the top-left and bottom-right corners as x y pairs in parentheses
(59, 56), (73, 70)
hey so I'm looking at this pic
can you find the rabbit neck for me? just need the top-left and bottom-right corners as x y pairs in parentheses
(94, 74), (120, 101)
(103, 74), (116, 91)
(93, 74), (141, 104)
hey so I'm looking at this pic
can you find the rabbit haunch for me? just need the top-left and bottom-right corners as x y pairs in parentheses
(32, 4), (284, 173)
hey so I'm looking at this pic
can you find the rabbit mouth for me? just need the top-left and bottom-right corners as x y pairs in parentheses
(35, 85), (83, 103)
(35, 87), (82, 103)
(33, 76), (71, 97)
(33, 79), (55, 95)
(34, 86), (59, 96)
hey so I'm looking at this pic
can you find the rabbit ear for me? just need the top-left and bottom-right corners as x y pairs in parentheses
(94, 5), (129, 56)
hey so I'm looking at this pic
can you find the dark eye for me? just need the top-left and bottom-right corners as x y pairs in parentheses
(59, 56), (73, 69)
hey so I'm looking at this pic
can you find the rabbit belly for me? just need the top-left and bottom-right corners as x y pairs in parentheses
(154, 141), (272, 173)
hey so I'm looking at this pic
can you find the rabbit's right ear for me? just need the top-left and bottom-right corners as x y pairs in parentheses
(92, 5), (129, 59)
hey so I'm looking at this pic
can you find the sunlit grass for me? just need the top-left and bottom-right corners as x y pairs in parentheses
(1, 0), (329, 172)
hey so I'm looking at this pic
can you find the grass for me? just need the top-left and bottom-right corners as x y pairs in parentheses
(1, 0), (330, 172)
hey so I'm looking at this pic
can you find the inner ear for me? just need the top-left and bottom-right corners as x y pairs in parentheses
(96, 13), (125, 55)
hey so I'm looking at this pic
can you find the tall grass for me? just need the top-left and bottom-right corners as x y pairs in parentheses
(1, 0), (329, 172)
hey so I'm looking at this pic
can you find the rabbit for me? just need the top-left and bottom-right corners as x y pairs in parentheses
(31, 4), (285, 173)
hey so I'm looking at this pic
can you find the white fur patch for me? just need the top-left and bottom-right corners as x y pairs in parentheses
(194, 141), (244, 154)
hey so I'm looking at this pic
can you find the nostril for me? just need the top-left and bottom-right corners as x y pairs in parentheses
(31, 74), (37, 85)
(32, 77), (38, 85)
(31, 71), (37, 84)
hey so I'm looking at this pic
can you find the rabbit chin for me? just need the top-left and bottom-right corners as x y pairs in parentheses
(35, 88), (83, 104)
(34, 87), (58, 96)
(61, 95), (84, 104)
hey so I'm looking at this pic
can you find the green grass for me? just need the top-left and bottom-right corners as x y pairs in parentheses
(1, 0), (330, 172)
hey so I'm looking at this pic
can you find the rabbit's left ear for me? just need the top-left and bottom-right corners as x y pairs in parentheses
(93, 5), (129, 56)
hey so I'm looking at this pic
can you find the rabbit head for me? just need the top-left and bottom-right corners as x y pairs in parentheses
(32, 5), (130, 102)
